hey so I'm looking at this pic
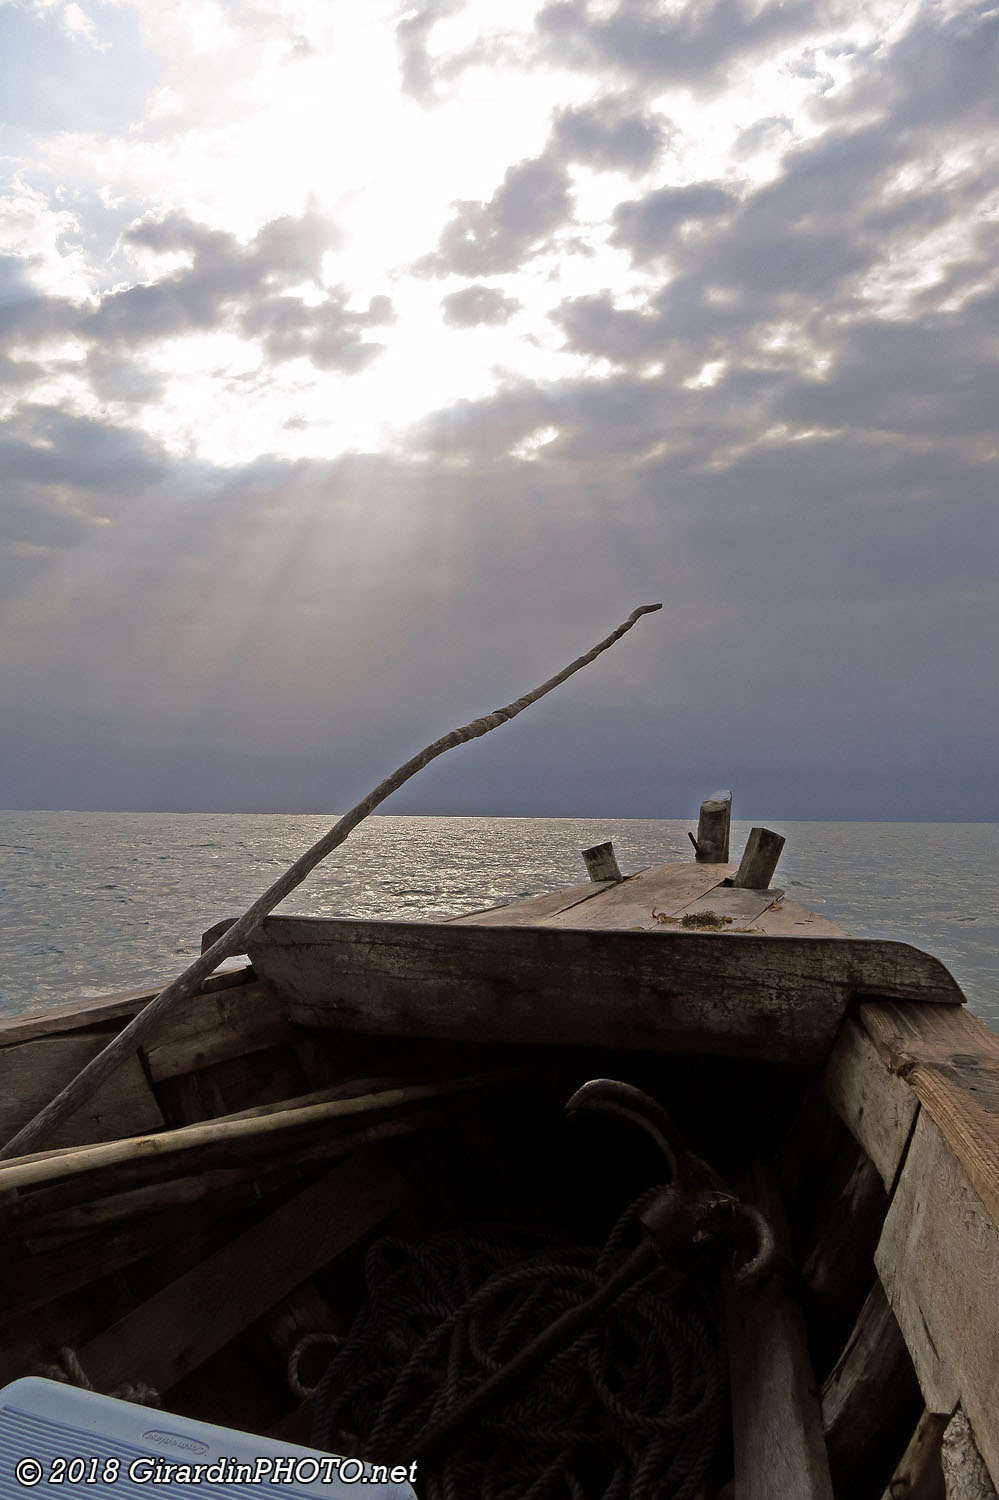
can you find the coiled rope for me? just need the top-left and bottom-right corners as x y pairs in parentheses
(34, 1347), (160, 1407)
(311, 1191), (725, 1500)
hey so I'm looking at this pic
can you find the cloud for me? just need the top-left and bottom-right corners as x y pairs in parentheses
(419, 153), (574, 276)
(394, 0), (465, 102)
(88, 208), (337, 346)
(549, 96), (670, 174)
(0, 403), (176, 598)
(610, 181), (738, 263)
(240, 290), (395, 373)
(2, 0), (998, 821)
(825, 3), (999, 134)
(0, 207), (394, 389)
(535, 0), (827, 92)
(439, 282), (521, 326)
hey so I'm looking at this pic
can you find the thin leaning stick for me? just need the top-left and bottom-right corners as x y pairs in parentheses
(0, 603), (662, 1160)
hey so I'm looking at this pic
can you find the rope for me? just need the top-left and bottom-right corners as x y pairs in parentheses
(288, 1332), (345, 1401)
(35, 1347), (161, 1407)
(311, 1193), (725, 1500)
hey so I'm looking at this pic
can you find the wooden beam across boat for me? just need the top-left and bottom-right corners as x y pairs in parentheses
(246, 910), (964, 1066)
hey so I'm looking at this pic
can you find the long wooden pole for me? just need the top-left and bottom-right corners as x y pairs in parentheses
(1, 603), (662, 1160)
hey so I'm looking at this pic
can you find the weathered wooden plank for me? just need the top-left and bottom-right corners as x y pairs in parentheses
(875, 1111), (999, 1481)
(880, 1411), (948, 1500)
(0, 968), (254, 1047)
(140, 978), (290, 1081)
(76, 1145), (410, 1395)
(659, 886), (785, 932)
(747, 900), (849, 938)
(726, 1162), (835, 1499)
(543, 861), (737, 930)
(860, 1001), (999, 1229)
(733, 828), (786, 890)
(249, 915), (963, 1066)
(821, 1278), (922, 1494)
(693, 789), (732, 862)
(0, 1033), (164, 1150)
(447, 878), (614, 926)
(824, 1018), (919, 1189)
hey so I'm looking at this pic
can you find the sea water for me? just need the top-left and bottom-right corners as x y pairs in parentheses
(1, 812), (997, 1032)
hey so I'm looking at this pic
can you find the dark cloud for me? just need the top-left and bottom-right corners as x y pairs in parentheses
(535, 0), (827, 91)
(2, 408), (995, 817)
(0, 256), (77, 349)
(0, 209), (392, 383)
(84, 351), (167, 406)
(0, 405), (177, 599)
(610, 182), (737, 263)
(826, 3), (999, 133)
(550, 96), (670, 174)
(419, 154), (574, 276)
(440, 283), (521, 326)
(241, 290), (394, 372)
(89, 208), (338, 346)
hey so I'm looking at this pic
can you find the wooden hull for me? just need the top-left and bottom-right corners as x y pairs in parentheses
(0, 856), (996, 1499)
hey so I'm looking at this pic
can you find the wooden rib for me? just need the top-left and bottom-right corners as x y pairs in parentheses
(75, 1145), (410, 1396)
(801, 1150), (886, 1324)
(0, 1033), (164, 1150)
(824, 1018), (919, 1190)
(726, 1162), (835, 1500)
(820, 1278), (921, 1494)
(140, 979), (290, 1081)
(860, 1001), (999, 1229)
(875, 1111), (999, 1482)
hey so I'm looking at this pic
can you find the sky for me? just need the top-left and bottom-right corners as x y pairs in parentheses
(0, 0), (996, 821)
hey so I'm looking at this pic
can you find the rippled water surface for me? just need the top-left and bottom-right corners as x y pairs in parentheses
(2, 812), (997, 1030)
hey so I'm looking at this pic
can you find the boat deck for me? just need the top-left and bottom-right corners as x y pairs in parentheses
(448, 858), (849, 936)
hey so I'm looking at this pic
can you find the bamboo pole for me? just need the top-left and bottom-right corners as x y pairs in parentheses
(0, 1071), (512, 1194)
(0, 604), (662, 1160)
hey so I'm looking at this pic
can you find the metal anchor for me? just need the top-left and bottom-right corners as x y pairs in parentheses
(566, 1078), (776, 1295)
(408, 1079), (775, 1464)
